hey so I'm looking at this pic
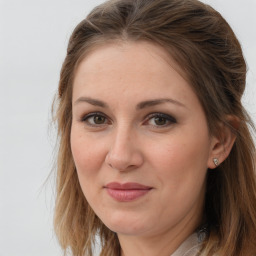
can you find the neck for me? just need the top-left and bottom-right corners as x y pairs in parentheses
(118, 212), (202, 256)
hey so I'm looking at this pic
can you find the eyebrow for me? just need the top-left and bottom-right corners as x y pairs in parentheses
(74, 97), (109, 108)
(74, 96), (185, 109)
(136, 98), (186, 110)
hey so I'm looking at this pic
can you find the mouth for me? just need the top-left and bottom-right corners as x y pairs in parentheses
(104, 182), (153, 202)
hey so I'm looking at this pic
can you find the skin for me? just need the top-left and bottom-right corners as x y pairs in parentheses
(70, 41), (222, 256)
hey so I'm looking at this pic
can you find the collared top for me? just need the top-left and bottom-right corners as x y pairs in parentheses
(170, 233), (202, 256)
(170, 226), (208, 256)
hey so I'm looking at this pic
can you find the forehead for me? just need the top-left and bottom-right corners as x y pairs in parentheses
(75, 41), (181, 78)
(72, 41), (197, 106)
(75, 40), (188, 78)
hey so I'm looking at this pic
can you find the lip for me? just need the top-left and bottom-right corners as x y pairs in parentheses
(104, 182), (153, 202)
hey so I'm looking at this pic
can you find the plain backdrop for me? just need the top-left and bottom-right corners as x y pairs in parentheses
(0, 0), (255, 255)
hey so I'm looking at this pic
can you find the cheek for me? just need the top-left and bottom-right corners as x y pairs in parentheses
(70, 126), (106, 180)
(70, 126), (108, 210)
(149, 135), (209, 217)
(148, 129), (210, 190)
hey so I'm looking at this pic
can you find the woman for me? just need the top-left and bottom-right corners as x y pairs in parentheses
(53, 0), (256, 255)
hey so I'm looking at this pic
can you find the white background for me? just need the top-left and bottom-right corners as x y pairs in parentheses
(0, 0), (255, 255)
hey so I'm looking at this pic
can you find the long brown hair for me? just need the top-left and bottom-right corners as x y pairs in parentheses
(53, 0), (256, 255)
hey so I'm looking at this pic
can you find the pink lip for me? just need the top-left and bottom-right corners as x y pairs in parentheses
(104, 182), (152, 202)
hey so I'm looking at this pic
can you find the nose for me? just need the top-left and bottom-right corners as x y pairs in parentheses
(105, 126), (144, 171)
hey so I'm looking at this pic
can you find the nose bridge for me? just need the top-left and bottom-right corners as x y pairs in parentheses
(106, 122), (143, 171)
(110, 123), (134, 159)
(115, 122), (132, 146)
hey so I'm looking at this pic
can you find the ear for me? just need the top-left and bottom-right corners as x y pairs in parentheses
(207, 116), (240, 169)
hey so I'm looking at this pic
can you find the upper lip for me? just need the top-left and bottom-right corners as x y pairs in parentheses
(104, 182), (152, 190)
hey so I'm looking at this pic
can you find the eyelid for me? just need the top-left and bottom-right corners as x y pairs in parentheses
(143, 112), (177, 127)
(80, 111), (176, 128)
(81, 111), (102, 120)
(146, 112), (176, 122)
(81, 112), (111, 126)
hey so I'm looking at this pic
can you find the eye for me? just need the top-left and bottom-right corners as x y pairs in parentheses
(145, 113), (176, 127)
(82, 112), (109, 126)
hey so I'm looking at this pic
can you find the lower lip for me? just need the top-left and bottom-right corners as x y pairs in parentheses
(106, 188), (151, 202)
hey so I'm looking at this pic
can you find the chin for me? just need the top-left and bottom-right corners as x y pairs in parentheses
(99, 209), (150, 236)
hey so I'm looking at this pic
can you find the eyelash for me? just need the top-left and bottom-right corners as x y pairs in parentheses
(81, 112), (177, 128)
(81, 112), (110, 127)
(144, 113), (177, 128)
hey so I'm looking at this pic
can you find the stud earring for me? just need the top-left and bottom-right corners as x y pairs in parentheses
(213, 158), (219, 167)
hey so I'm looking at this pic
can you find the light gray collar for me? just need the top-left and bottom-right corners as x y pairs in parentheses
(170, 224), (209, 256)
(170, 232), (202, 256)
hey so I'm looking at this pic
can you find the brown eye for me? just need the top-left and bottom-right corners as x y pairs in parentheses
(82, 113), (108, 126)
(146, 113), (177, 128)
(93, 115), (106, 124)
(154, 116), (168, 126)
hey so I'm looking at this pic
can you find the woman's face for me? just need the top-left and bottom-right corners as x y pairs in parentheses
(71, 41), (216, 239)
